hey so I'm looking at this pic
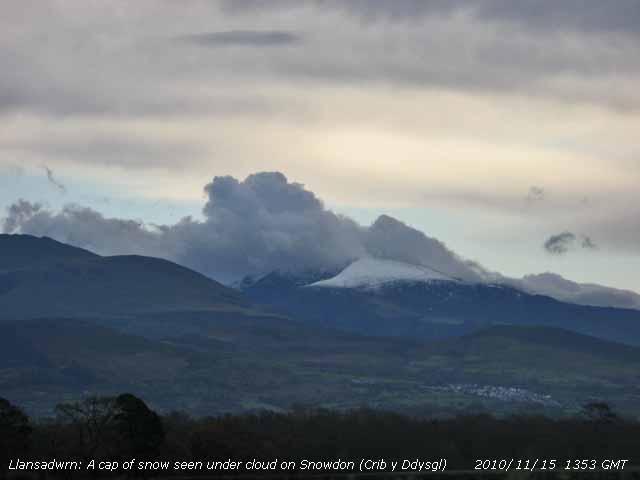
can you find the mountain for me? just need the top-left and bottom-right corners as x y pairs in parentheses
(0, 234), (246, 319)
(3, 234), (640, 417)
(243, 257), (640, 345)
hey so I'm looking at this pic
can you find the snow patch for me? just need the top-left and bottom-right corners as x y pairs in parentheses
(307, 257), (457, 289)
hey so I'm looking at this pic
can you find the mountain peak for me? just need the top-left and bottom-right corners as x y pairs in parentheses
(0, 233), (98, 272)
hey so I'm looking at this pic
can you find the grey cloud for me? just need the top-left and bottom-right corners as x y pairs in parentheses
(222, 0), (640, 35)
(2, 171), (486, 284)
(0, 70), (272, 117)
(178, 30), (301, 47)
(0, 44), (276, 117)
(213, 1), (640, 111)
(516, 273), (640, 310)
(2, 201), (170, 261)
(544, 231), (597, 255)
(544, 232), (576, 255)
(1, 0), (639, 121)
(2, 200), (43, 235)
(581, 235), (597, 249)
(526, 186), (545, 204)
(476, 0), (640, 36)
(220, 0), (465, 22)
(42, 165), (67, 193)
(365, 214), (485, 282)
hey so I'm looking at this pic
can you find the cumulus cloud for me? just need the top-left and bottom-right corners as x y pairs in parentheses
(1, 171), (486, 283)
(4, 170), (639, 309)
(2, 200), (43, 235)
(178, 30), (301, 47)
(544, 231), (597, 255)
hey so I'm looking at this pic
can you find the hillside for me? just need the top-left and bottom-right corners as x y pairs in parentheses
(0, 235), (246, 318)
(4, 316), (640, 418)
(421, 326), (640, 393)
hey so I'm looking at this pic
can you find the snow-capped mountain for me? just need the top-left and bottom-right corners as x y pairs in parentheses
(304, 256), (640, 311)
(242, 258), (640, 346)
(308, 257), (458, 289)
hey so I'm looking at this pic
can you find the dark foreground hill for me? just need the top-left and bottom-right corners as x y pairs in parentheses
(0, 234), (245, 318)
(3, 316), (640, 418)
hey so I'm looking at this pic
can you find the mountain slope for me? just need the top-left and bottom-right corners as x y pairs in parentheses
(4, 318), (640, 417)
(0, 234), (246, 319)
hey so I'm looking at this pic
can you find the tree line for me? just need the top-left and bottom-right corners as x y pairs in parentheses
(2, 395), (639, 478)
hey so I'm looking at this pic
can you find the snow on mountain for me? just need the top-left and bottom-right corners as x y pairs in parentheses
(304, 256), (640, 311)
(308, 257), (458, 289)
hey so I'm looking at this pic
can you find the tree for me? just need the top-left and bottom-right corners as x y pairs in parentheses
(0, 398), (31, 479)
(113, 394), (164, 460)
(581, 402), (618, 423)
(55, 396), (118, 460)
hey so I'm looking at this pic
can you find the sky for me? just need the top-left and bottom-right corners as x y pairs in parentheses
(1, 1), (640, 292)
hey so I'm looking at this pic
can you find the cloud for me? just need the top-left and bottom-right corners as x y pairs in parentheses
(2, 200), (43, 234)
(178, 30), (301, 47)
(4, 170), (638, 309)
(2, 0), (639, 123)
(214, 1), (640, 110)
(42, 165), (67, 193)
(475, 0), (640, 36)
(6, 136), (206, 169)
(364, 214), (486, 282)
(544, 232), (575, 255)
(222, 0), (640, 35)
(581, 235), (597, 250)
(2, 200), (169, 260)
(516, 273), (640, 310)
(1, 171), (485, 283)
(526, 185), (545, 204)
(544, 231), (597, 255)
